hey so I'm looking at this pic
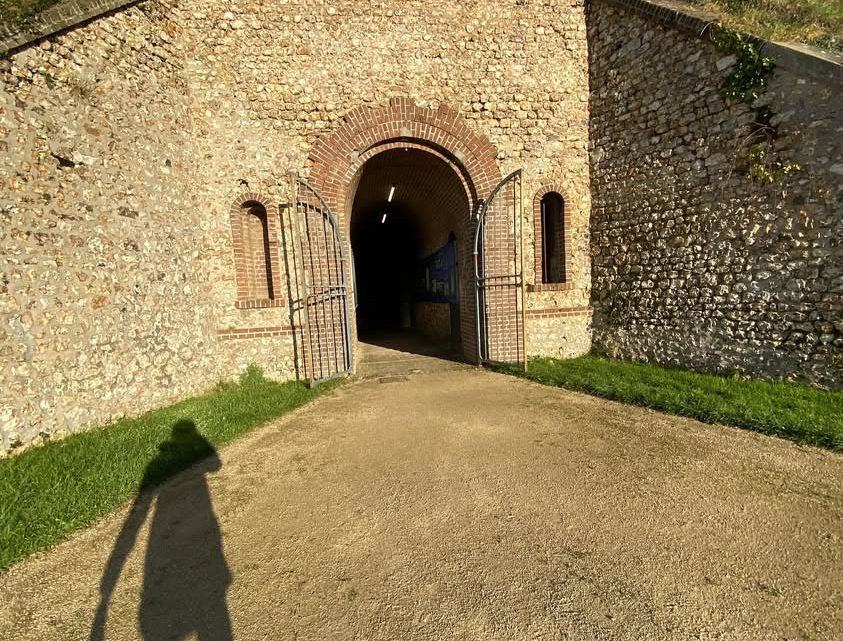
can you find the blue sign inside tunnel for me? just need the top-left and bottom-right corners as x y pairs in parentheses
(417, 240), (458, 304)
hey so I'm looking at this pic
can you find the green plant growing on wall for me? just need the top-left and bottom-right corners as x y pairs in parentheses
(746, 142), (801, 184)
(711, 25), (775, 103)
(0, 0), (62, 29)
(711, 24), (803, 186)
(687, 0), (842, 52)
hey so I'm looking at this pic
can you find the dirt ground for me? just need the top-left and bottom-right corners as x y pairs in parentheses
(1, 368), (841, 641)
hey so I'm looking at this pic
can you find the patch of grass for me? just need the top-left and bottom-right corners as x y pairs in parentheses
(495, 356), (843, 449)
(0, 0), (60, 29)
(0, 366), (338, 570)
(688, 0), (843, 51)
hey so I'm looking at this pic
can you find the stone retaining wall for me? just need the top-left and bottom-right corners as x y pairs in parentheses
(588, 0), (843, 388)
(0, 1), (296, 453)
(1, 1), (202, 451)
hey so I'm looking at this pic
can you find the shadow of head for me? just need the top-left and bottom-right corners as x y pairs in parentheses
(142, 420), (220, 489)
(165, 419), (202, 448)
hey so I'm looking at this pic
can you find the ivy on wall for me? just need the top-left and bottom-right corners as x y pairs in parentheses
(711, 26), (774, 103)
(746, 141), (801, 185)
(711, 25), (800, 185)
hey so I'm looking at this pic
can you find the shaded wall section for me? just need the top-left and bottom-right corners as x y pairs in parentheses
(587, 0), (843, 388)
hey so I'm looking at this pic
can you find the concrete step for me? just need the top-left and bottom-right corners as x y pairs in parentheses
(356, 334), (468, 378)
(357, 354), (467, 378)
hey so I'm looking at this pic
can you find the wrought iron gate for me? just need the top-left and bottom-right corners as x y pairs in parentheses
(473, 169), (527, 369)
(289, 175), (353, 385)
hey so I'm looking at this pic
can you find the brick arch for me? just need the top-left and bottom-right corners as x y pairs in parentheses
(307, 97), (502, 224)
(342, 141), (475, 231)
(305, 99), (502, 365)
(229, 190), (273, 214)
(532, 185), (573, 292)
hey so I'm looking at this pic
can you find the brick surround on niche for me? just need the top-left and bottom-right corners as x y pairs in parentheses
(217, 326), (295, 340)
(526, 306), (592, 319)
(234, 298), (287, 310)
(229, 193), (285, 308)
(530, 185), (573, 293)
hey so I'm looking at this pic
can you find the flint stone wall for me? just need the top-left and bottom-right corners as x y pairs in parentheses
(588, 0), (843, 388)
(1, 0), (593, 453)
(180, 0), (593, 361)
(0, 1), (295, 453)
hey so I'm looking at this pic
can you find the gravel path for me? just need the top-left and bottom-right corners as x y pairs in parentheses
(2, 368), (841, 640)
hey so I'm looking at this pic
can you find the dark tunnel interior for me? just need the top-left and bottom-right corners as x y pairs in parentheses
(350, 203), (420, 334)
(349, 147), (470, 353)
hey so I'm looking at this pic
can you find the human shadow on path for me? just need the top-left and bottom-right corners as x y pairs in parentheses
(90, 420), (234, 641)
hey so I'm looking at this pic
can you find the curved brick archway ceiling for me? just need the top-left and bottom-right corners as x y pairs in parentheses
(350, 148), (470, 256)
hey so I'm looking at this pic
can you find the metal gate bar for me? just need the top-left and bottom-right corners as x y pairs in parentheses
(473, 169), (527, 370)
(291, 175), (353, 385)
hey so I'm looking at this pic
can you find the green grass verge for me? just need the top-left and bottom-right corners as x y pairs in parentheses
(495, 356), (843, 450)
(687, 0), (842, 51)
(0, 366), (337, 570)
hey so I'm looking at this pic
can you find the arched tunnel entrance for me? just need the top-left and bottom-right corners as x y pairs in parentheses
(350, 148), (471, 359)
